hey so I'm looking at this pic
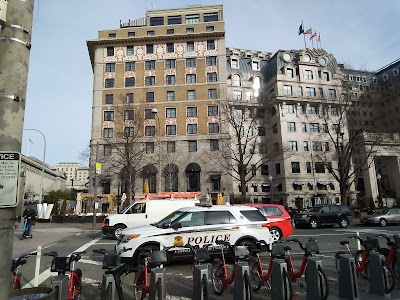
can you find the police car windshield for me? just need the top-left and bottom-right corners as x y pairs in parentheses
(154, 210), (186, 228)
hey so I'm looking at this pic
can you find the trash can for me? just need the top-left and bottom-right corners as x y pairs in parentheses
(9, 287), (56, 300)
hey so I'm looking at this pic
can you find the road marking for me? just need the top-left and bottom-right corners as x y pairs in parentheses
(78, 259), (103, 266)
(23, 235), (104, 288)
(76, 233), (81, 236)
(94, 242), (116, 245)
(82, 277), (101, 287)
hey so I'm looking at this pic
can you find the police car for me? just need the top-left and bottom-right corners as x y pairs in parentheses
(116, 204), (272, 266)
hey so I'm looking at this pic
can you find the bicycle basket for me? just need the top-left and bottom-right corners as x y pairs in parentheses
(306, 241), (319, 255)
(194, 248), (209, 262)
(150, 250), (167, 267)
(102, 252), (119, 269)
(271, 243), (285, 258)
(234, 246), (248, 259)
(367, 238), (380, 251)
(51, 257), (69, 273)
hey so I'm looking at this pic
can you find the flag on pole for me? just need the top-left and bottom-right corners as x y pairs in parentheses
(304, 27), (312, 35)
(310, 31), (317, 40)
(298, 21), (304, 35)
(29, 139), (34, 144)
(318, 33), (321, 42)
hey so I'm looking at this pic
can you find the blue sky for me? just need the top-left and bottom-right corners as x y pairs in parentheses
(22, 0), (400, 166)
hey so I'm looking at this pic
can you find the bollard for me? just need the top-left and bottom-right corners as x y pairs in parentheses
(368, 252), (387, 296)
(192, 264), (209, 300)
(34, 246), (42, 287)
(233, 261), (250, 300)
(51, 275), (68, 300)
(306, 257), (324, 300)
(271, 259), (288, 300)
(338, 254), (359, 300)
(149, 267), (166, 300)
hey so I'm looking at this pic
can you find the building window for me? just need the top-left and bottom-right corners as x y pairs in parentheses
(210, 139), (219, 151)
(146, 44), (154, 54)
(125, 61), (135, 71)
(186, 74), (197, 83)
(167, 91), (175, 101)
(285, 104), (295, 114)
(187, 124), (198, 134)
(286, 68), (293, 78)
(188, 141), (197, 152)
(125, 46), (134, 56)
(307, 106), (317, 115)
(166, 108), (176, 118)
(231, 59), (239, 69)
(146, 142), (155, 154)
(103, 128), (114, 138)
(104, 144), (112, 156)
(283, 85), (292, 95)
(208, 123), (219, 133)
(145, 76), (155, 86)
(150, 16), (164, 26)
(208, 88), (217, 99)
(106, 47), (114, 56)
(105, 63), (115, 72)
(322, 72), (329, 81)
(272, 124), (278, 134)
(187, 41), (195, 51)
(291, 162), (301, 173)
(145, 60), (156, 70)
(303, 141), (309, 151)
(208, 105), (218, 116)
(124, 110), (134, 120)
(125, 77), (135, 87)
(104, 111), (114, 121)
(306, 87), (316, 97)
(186, 14), (200, 24)
(289, 141), (298, 151)
(275, 163), (281, 175)
(232, 74), (241, 86)
(206, 56), (217, 66)
(147, 31), (155, 36)
(253, 77), (261, 89)
(186, 58), (196, 67)
(166, 75), (176, 85)
(252, 61), (259, 70)
(315, 162), (325, 173)
(166, 125), (177, 135)
(206, 26), (214, 32)
(207, 72), (218, 82)
(166, 29), (174, 35)
(322, 123), (328, 133)
(145, 126), (156, 137)
(165, 59), (176, 69)
(187, 107), (198, 117)
(105, 78), (115, 88)
(331, 107), (338, 115)
(168, 15), (181, 25)
(306, 162), (312, 173)
(302, 122), (307, 132)
(259, 145), (267, 155)
(128, 32), (135, 37)
(186, 28), (194, 33)
(204, 12), (218, 22)
(328, 89), (337, 99)
(188, 90), (196, 100)
(325, 142), (330, 151)
(167, 141), (176, 153)
(298, 86), (303, 96)
(105, 94), (113, 104)
(304, 70), (313, 79)
(312, 141), (323, 151)
(310, 123), (319, 132)
(287, 122), (296, 132)
(124, 127), (134, 137)
(258, 127), (266, 136)
(233, 90), (242, 100)
(146, 92), (155, 102)
(207, 40), (215, 50)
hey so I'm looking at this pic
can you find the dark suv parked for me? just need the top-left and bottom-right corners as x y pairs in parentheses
(293, 204), (353, 229)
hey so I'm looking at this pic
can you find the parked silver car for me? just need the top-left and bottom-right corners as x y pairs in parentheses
(360, 208), (400, 226)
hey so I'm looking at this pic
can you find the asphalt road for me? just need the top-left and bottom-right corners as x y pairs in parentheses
(11, 222), (400, 299)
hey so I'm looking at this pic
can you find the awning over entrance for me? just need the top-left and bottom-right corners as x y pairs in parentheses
(317, 181), (330, 185)
(186, 163), (201, 172)
(293, 181), (304, 185)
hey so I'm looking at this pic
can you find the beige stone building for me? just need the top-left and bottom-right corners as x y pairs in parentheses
(50, 162), (89, 192)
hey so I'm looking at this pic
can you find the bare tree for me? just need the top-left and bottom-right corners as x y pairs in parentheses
(78, 145), (90, 165)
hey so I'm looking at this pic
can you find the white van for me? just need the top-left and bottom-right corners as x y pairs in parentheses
(102, 198), (199, 239)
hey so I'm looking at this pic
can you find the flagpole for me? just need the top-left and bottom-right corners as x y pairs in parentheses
(302, 21), (306, 48)
(27, 140), (30, 157)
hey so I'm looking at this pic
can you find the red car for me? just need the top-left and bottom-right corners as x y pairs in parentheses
(242, 204), (293, 241)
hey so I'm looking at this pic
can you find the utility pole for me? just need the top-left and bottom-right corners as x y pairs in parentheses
(0, 0), (35, 298)
(92, 142), (99, 230)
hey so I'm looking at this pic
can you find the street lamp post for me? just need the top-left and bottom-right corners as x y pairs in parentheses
(151, 108), (162, 194)
(377, 173), (383, 208)
(71, 178), (74, 195)
(269, 174), (273, 203)
(24, 129), (46, 204)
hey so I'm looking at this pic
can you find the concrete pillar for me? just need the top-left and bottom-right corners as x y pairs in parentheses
(362, 156), (379, 202)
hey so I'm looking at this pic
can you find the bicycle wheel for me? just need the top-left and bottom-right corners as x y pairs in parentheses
(318, 266), (329, 300)
(249, 261), (262, 291)
(243, 271), (252, 300)
(282, 268), (293, 300)
(382, 260), (395, 294)
(211, 258), (224, 295)
(133, 272), (145, 300)
(202, 273), (209, 300)
(355, 250), (368, 279)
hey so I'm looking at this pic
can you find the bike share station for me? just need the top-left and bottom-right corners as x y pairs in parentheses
(332, 252), (400, 300)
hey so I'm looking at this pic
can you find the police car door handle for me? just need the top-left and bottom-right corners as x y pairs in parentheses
(146, 214), (148, 218)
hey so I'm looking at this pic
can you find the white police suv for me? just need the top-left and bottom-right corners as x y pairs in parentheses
(116, 204), (272, 266)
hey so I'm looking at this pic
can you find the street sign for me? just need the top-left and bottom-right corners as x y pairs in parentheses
(95, 162), (102, 174)
(0, 151), (20, 207)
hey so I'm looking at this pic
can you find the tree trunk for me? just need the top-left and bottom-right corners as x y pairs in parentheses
(340, 182), (347, 206)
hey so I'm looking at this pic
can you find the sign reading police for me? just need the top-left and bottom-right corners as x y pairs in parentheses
(0, 152), (20, 207)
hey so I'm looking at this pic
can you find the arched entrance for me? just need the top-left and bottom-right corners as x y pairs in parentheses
(164, 163), (179, 192)
(142, 164), (157, 193)
(185, 163), (201, 192)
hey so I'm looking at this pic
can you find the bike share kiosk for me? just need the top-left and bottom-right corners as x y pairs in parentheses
(338, 254), (359, 300)
(148, 250), (167, 300)
(232, 246), (251, 300)
(192, 247), (210, 300)
(50, 257), (70, 300)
